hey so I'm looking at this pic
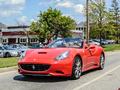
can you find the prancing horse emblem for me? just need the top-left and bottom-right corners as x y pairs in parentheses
(32, 65), (35, 70)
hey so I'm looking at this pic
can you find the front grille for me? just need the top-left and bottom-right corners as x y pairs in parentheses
(20, 64), (50, 71)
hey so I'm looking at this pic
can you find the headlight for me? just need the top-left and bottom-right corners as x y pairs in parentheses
(56, 51), (69, 61)
(19, 51), (26, 60)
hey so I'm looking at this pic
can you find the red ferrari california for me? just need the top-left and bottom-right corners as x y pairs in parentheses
(18, 38), (105, 79)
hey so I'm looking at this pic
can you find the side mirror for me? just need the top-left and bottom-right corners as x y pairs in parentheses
(85, 46), (88, 49)
(84, 43), (90, 49)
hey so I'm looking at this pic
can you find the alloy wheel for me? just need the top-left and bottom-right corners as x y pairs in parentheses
(72, 57), (82, 79)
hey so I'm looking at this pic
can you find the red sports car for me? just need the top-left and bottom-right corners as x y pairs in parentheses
(18, 38), (105, 79)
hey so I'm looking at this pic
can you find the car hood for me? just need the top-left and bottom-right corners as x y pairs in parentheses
(22, 48), (73, 63)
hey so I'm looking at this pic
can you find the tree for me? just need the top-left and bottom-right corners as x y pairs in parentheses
(89, 0), (114, 45)
(30, 8), (75, 44)
(110, 0), (120, 43)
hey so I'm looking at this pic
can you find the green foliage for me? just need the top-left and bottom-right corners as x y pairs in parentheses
(89, 1), (109, 39)
(109, 0), (120, 43)
(30, 8), (75, 44)
(89, 0), (118, 41)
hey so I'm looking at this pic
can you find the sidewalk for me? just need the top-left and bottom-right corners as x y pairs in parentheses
(0, 66), (17, 73)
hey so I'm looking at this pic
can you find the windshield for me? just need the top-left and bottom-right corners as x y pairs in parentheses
(48, 38), (83, 48)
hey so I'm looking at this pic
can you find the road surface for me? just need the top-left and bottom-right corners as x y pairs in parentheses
(0, 51), (120, 90)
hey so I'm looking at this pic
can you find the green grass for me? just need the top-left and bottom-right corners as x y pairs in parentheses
(104, 44), (120, 51)
(0, 57), (18, 68)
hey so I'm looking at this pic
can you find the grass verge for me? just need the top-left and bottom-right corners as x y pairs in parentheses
(104, 44), (120, 51)
(0, 57), (18, 68)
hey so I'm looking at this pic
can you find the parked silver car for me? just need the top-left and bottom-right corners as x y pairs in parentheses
(0, 45), (18, 58)
(8, 44), (28, 55)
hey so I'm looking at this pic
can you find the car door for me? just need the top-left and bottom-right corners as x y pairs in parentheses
(0, 46), (4, 57)
(83, 43), (93, 69)
(88, 44), (98, 64)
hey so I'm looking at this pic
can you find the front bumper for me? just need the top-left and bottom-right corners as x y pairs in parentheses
(18, 59), (73, 77)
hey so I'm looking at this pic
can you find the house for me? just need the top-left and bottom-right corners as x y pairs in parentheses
(0, 23), (38, 45)
(76, 22), (86, 39)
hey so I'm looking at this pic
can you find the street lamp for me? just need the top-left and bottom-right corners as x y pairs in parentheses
(86, 0), (90, 44)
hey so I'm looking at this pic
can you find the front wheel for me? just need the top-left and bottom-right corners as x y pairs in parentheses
(71, 56), (82, 80)
(99, 53), (105, 70)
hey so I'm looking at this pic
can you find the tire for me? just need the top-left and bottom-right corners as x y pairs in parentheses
(71, 56), (82, 80)
(99, 53), (105, 70)
(5, 52), (11, 58)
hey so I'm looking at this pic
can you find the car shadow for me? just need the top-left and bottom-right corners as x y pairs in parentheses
(13, 75), (70, 83)
(82, 68), (99, 76)
(13, 68), (99, 83)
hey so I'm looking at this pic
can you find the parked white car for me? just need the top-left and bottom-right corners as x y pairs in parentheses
(0, 45), (18, 58)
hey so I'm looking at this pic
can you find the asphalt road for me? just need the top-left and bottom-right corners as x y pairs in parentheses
(0, 51), (120, 90)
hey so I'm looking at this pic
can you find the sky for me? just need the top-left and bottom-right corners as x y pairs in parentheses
(0, 0), (113, 25)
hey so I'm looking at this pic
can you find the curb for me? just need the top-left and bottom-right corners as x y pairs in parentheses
(0, 66), (17, 73)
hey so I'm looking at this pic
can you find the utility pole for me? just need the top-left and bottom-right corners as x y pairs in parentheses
(86, 0), (90, 44)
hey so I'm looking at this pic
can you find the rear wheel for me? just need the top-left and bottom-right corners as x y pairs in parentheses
(71, 56), (82, 80)
(99, 53), (105, 70)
